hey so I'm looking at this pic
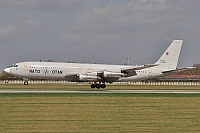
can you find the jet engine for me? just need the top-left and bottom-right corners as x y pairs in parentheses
(78, 74), (100, 81)
(102, 71), (126, 78)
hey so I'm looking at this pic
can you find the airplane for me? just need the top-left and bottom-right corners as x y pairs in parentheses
(4, 40), (187, 88)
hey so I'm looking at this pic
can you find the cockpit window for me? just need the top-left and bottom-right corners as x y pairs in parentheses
(10, 64), (18, 68)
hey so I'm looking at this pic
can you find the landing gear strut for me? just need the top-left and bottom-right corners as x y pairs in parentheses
(90, 83), (106, 89)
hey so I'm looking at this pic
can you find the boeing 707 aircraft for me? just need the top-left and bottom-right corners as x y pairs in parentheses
(4, 40), (186, 88)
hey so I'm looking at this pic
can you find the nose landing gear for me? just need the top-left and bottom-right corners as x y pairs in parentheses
(24, 81), (29, 85)
(23, 78), (29, 85)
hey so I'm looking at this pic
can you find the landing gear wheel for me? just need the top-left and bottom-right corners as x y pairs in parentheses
(101, 84), (106, 89)
(95, 84), (101, 89)
(90, 83), (107, 89)
(24, 81), (28, 85)
(90, 84), (96, 89)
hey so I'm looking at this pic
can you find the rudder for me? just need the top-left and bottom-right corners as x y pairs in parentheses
(155, 40), (183, 70)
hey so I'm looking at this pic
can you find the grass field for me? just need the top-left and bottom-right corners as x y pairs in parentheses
(0, 84), (199, 132)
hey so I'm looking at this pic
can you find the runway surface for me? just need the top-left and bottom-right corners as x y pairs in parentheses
(0, 90), (199, 94)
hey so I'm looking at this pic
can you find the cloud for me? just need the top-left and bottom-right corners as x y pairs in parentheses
(0, 24), (18, 35)
(62, 33), (81, 43)
(0, 20), (40, 46)
(139, 0), (167, 4)
(60, 0), (200, 66)
(0, 20), (39, 35)
(75, 1), (168, 31)
(0, 0), (199, 71)
(69, 0), (200, 35)
(0, 0), (80, 11)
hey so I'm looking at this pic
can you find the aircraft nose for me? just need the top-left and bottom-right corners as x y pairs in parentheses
(4, 68), (10, 74)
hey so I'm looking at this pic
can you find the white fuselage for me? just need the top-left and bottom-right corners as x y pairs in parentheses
(5, 62), (163, 82)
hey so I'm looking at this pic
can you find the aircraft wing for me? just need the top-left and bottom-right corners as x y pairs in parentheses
(121, 64), (159, 77)
(162, 67), (196, 75)
(64, 73), (79, 82)
(64, 64), (159, 83)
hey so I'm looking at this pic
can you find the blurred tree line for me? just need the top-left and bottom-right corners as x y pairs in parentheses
(0, 71), (21, 80)
(179, 64), (200, 75)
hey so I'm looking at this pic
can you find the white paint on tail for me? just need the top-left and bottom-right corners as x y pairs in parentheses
(155, 40), (183, 70)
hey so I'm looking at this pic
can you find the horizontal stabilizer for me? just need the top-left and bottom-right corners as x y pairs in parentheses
(162, 67), (196, 75)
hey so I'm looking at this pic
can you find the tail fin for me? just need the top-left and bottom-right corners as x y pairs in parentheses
(155, 40), (183, 70)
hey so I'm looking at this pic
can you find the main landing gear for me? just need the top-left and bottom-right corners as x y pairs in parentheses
(90, 83), (106, 89)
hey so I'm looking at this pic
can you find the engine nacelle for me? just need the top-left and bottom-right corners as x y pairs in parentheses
(103, 71), (125, 78)
(78, 74), (99, 81)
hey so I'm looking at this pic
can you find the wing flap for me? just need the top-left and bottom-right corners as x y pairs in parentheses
(104, 77), (120, 83)
(121, 64), (159, 77)
(64, 73), (79, 82)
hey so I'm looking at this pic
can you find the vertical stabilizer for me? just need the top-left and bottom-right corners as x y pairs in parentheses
(155, 40), (183, 70)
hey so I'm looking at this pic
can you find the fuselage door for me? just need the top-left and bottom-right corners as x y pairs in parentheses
(24, 63), (28, 71)
(148, 68), (152, 76)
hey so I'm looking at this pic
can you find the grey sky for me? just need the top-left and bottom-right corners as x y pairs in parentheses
(0, 0), (200, 72)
